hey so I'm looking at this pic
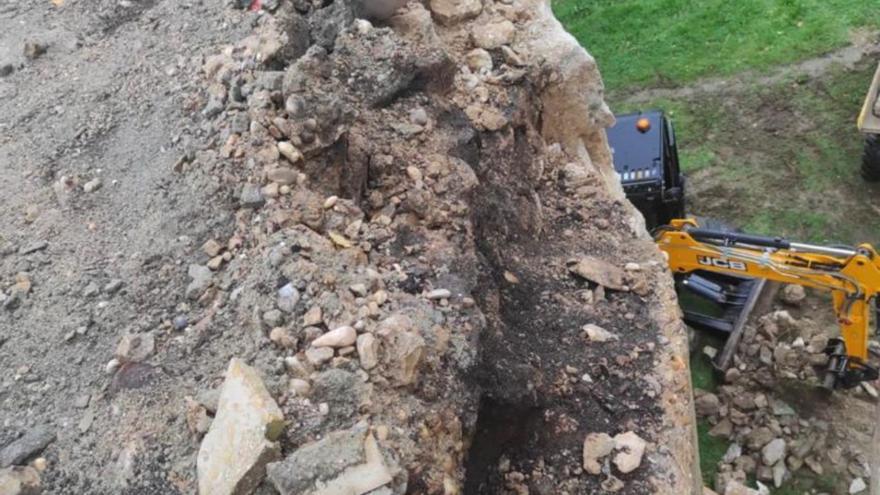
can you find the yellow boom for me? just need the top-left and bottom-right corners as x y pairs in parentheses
(656, 218), (880, 388)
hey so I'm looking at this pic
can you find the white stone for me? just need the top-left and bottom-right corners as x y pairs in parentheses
(426, 289), (451, 300)
(312, 326), (357, 348)
(305, 347), (334, 366)
(277, 141), (302, 164)
(105, 358), (120, 374)
(722, 443), (741, 463)
(850, 477), (867, 494)
(357, 333), (380, 370)
(772, 461), (786, 488)
(612, 431), (646, 474)
(465, 48), (492, 73)
(582, 432), (613, 475)
(583, 324), (617, 343)
(761, 438), (786, 466)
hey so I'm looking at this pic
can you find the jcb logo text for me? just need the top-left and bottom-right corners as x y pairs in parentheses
(697, 256), (747, 272)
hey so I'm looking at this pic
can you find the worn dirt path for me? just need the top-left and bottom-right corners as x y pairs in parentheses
(616, 39), (880, 105)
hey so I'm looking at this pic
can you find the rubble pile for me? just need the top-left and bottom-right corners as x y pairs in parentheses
(697, 290), (877, 494)
(170, 0), (699, 493)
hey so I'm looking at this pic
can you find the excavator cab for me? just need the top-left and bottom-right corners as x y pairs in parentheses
(610, 111), (760, 340)
(608, 110), (686, 229)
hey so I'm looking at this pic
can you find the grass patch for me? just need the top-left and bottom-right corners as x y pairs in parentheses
(553, 0), (879, 91)
(680, 146), (717, 174)
(697, 420), (727, 488)
(687, 319), (725, 488)
(690, 350), (719, 393)
(616, 62), (880, 245)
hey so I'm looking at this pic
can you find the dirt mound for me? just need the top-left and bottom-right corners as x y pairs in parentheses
(0, 1), (698, 494)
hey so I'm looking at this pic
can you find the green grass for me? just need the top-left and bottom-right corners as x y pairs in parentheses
(687, 321), (725, 487)
(697, 420), (728, 488)
(617, 63), (880, 245)
(553, 0), (879, 91)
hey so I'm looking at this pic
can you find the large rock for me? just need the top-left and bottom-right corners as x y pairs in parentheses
(331, 25), (419, 108)
(0, 426), (55, 468)
(266, 425), (394, 495)
(612, 431), (647, 474)
(850, 477), (867, 494)
(381, 328), (425, 386)
(0, 466), (40, 495)
(357, 333), (380, 370)
(197, 358), (284, 495)
(780, 284), (806, 305)
(428, 0), (482, 25)
(186, 264), (213, 300)
(471, 20), (515, 49)
(694, 392), (721, 417)
(582, 432), (614, 475)
(761, 438), (786, 466)
(567, 256), (627, 291)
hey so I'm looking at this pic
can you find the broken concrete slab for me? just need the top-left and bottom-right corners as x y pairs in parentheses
(197, 358), (284, 495)
(266, 425), (393, 495)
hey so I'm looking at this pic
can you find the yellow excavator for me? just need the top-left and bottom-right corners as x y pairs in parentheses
(608, 112), (880, 389)
(655, 218), (880, 389)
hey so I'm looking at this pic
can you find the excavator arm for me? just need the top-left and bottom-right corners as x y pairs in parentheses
(656, 218), (880, 389)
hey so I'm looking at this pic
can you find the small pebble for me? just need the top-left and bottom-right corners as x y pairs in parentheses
(172, 315), (189, 331)
(410, 108), (428, 126)
(427, 289), (451, 300)
(105, 358), (120, 374)
(83, 178), (102, 193)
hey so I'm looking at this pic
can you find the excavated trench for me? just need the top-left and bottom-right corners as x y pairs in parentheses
(454, 115), (672, 493)
(463, 397), (543, 494)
